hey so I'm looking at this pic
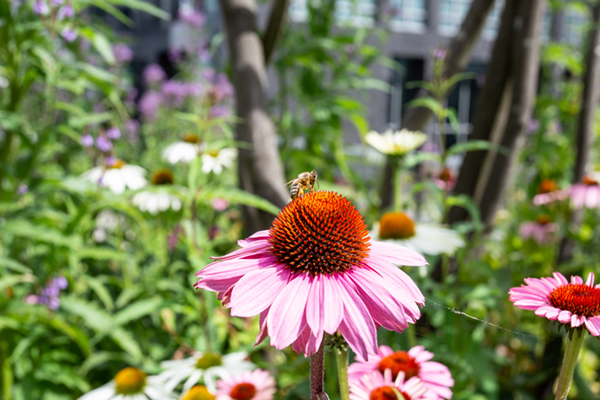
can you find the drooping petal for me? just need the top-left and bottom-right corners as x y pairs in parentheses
(267, 274), (311, 349)
(230, 266), (291, 317)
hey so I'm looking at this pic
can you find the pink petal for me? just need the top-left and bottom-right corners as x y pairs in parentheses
(370, 240), (428, 266)
(267, 273), (311, 349)
(255, 308), (269, 346)
(585, 273), (595, 286)
(322, 274), (344, 334)
(513, 299), (547, 310)
(558, 310), (572, 323)
(337, 281), (378, 359)
(571, 314), (583, 327)
(306, 275), (324, 334)
(585, 318), (600, 336)
(230, 266), (290, 317)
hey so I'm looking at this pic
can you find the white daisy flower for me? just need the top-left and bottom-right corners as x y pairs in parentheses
(131, 169), (183, 215)
(77, 367), (173, 400)
(162, 134), (202, 164)
(201, 148), (237, 174)
(371, 212), (464, 273)
(365, 129), (427, 156)
(82, 160), (147, 194)
(159, 352), (254, 393)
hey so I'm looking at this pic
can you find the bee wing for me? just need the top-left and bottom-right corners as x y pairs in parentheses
(286, 179), (296, 187)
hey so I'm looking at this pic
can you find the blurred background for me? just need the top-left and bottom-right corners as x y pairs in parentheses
(1, 0), (600, 399)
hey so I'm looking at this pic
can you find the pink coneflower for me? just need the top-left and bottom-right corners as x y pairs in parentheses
(532, 178), (567, 206)
(434, 167), (456, 191)
(568, 174), (600, 209)
(509, 272), (600, 336)
(215, 370), (275, 400)
(518, 215), (558, 245)
(195, 191), (427, 358)
(350, 370), (427, 400)
(348, 345), (453, 400)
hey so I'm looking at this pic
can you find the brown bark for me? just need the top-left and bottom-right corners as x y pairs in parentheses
(477, 0), (545, 227)
(381, 0), (497, 208)
(220, 0), (288, 233)
(557, 2), (600, 264)
(447, 0), (517, 224)
(262, 0), (290, 65)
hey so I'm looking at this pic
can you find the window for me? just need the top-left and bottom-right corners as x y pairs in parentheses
(438, 0), (503, 40)
(387, 58), (425, 127)
(388, 0), (428, 33)
(289, 0), (309, 22)
(564, 5), (589, 45)
(336, 0), (376, 27)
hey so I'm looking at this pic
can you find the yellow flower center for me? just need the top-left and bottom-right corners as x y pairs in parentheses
(110, 159), (126, 169)
(195, 353), (222, 370)
(183, 134), (200, 144)
(181, 385), (216, 400)
(207, 150), (220, 157)
(151, 169), (175, 185)
(378, 212), (416, 240)
(114, 367), (146, 395)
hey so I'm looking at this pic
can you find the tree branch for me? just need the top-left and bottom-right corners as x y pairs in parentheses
(380, 0), (497, 208)
(262, 0), (290, 65)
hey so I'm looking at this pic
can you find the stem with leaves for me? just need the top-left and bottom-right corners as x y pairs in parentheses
(555, 332), (586, 400)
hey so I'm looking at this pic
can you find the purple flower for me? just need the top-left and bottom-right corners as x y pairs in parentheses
(161, 80), (187, 106)
(52, 276), (68, 290)
(125, 119), (139, 141)
(527, 119), (539, 134)
(179, 9), (206, 28)
(209, 105), (231, 118)
(106, 127), (121, 139)
(112, 43), (134, 64)
(57, 4), (74, 19)
(42, 286), (60, 297)
(139, 92), (163, 120)
(202, 68), (215, 82)
(33, 0), (49, 15)
(125, 87), (138, 107)
(432, 48), (447, 60)
(168, 48), (184, 63)
(96, 136), (112, 152)
(142, 64), (166, 87)
(199, 48), (211, 63)
(81, 134), (94, 147)
(216, 74), (234, 97)
(17, 184), (29, 195)
(48, 297), (60, 310)
(187, 82), (204, 98)
(61, 28), (77, 42)
(105, 156), (117, 167)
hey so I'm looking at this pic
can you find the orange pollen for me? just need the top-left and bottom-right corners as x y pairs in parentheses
(370, 386), (411, 400)
(111, 159), (126, 169)
(582, 175), (599, 186)
(548, 284), (600, 318)
(183, 134), (200, 144)
(181, 385), (215, 400)
(230, 383), (256, 400)
(378, 212), (416, 240)
(537, 179), (558, 194)
(269, 191), (370, 275)
(114, 367), (146, 394)
(151, 169), (175, 185)
(535, 215), (552, 225)
(378, 351), (420, 380)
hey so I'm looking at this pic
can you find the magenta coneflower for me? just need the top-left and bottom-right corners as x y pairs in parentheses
(195, 191), (427, 358)
(568, 175), (600, 209)
(509, 272), (600, 336)
(215, 370), (275, 400)
(350, 370), (427, 400)
(518, 215), (558, 245)
(532, 179), (567, 206)
(348, 345), (453, 400)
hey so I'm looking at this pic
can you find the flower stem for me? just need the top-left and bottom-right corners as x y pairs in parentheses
(555, 331), (586, 400)
(394, 157), (403, 211)
(310, 339), (326, 400)
(335, 347), (350, 400)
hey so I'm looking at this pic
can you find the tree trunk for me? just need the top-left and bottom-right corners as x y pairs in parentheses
(447, 0), (517, 224)
(477, 0), (545, 227)
(557, 2), (600, 264)
(220, 0), (288, 233)
(381, 0), (497, 208)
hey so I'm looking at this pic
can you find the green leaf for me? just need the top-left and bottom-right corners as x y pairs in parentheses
(68, 112), (113, 129)
(78, 247), (129, 261)
(91, 32), (115, 65)
(0, 111), (23, 130)
(405, 97), (442, 115)
(199, 188), (281, 216)
(109, 328), (143, 361)
(82, 275), (115, 312)
(60, 296), (113, 331)
(0, 274), (36, 291)
(105, 0), (170, 20)
(113, 297), (162, 327)
(0, 256), (31, 273)
(47, 316), (91, 355)
(79, 352), (120, 375)
(446, 140), (510, 157)
(446, 194), (483, 233)
(403, 152), (442, 168)
(2, 219), (81, 249)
